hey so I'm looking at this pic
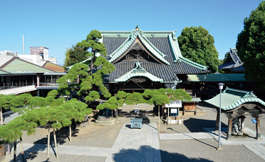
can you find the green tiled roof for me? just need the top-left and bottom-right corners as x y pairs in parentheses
(188, 74), (247, 82)
(204, 87), (265, 110)
(107, 28), (170, 65)
(2, 58), (54, 73)
(114, 62), (163, 83)
(0, 69), (9, 74)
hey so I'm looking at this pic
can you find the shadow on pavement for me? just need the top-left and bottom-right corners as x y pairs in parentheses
(183, 118), (227, 132)
(8, 126), (80, 162)
(112, 145), (213, 162)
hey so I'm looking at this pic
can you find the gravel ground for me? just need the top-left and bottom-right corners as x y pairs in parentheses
(160, 139), (264, 162)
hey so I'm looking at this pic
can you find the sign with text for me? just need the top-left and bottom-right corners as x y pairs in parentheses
(165, 100), (182, 107)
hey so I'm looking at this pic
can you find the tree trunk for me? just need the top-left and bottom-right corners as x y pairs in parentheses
(158, 105), (160, 130)
(13, 140), (16, 162)
(1, 107), (3, 125)
(90, 56), (93, 75)
(47, 126), (50, 158)
(20, 137), (24, 162)
(8, 142), (10, 154)
(69, 125), (71, 142)
(53, 128), (58, 159)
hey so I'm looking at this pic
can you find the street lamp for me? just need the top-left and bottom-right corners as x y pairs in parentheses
(217, 83), (224, 150)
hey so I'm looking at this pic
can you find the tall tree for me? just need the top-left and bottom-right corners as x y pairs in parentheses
(178, 26), (219, 73)
(58, 30), (114, 101)
(63, 45), (89, 69)
(236, 1), (265, 90)
(76, 30), (107, 75)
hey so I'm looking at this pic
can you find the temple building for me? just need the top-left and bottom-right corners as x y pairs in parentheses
(219, 48), (245, 73)
(102, 26), (210, 95)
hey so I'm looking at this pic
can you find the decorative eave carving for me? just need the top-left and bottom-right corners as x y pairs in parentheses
(114, 62), (164, 83)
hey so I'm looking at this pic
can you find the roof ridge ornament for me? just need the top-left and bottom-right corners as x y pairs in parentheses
(131, 25), (143, 36)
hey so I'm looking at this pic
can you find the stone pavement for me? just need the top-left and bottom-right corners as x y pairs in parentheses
(244, 144), (265, 160)
(9, 123), (161, 162)
(15, 143), (112, 157)
(159, 132), (212, 140)
(203, 127), (265, 145)
(106, 123), (161, 162)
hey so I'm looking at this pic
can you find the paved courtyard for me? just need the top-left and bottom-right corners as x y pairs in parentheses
(2, 102), (265, 162)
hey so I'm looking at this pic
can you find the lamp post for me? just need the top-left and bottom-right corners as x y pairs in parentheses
(217, 83), (224, 150)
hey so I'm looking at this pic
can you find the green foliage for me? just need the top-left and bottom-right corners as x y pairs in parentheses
(0, 94), (14, 110)
(77, 30), (107, 57)
(236, 1), (265, 89)
(178, 26), (219, 73)
(63, 45), (89, 69)
(153, 95), (170, 106)
(45, 96), (55, 106)
(169, 89), (191, 101)
(100, 86), (111, 98)
(117, 91), (126, 99)
(125, 92), (143, 105)
(84, 90), (100, 102)
(29, 97), (47, 109)
(47, 90), (58, 98)
(50, 98), (65, 106)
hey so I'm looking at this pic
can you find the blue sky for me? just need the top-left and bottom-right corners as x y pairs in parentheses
(0, 0), (263, 65)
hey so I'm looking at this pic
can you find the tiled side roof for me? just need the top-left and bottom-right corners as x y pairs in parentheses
(204, 87), (265, 110)
(43, 62), (65, 72)
(103, 37), (209, 82)
(219, 48), (244, 71)
(230, 48), (242, 66)
(1, 57), (55, 73)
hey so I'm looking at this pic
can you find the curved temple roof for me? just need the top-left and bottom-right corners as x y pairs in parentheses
(108, 28), (170, 65)
(168, 34), (208, 70)
(204, 87), (265, 110)
(114, 62), (163, 83)
(102, 27), (210, 83)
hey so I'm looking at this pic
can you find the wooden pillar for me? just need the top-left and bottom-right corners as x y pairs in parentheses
(256, 118), (261, 140)
(227, 118), (233, 140)
(215, 109), (220, 130)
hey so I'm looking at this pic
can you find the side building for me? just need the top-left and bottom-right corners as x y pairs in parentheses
(0, 48), (65, 96)
(102, 27), (210, 95)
